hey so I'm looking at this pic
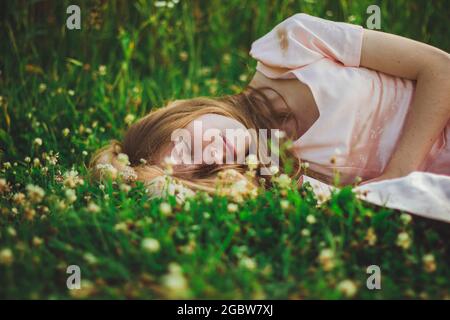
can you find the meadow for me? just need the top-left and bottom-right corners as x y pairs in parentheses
(0, 0), (449, 299)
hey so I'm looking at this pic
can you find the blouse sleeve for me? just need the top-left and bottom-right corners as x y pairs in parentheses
(249, 13), (364, 69)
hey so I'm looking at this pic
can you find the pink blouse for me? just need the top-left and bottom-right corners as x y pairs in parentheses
(249, 13), (450, 185)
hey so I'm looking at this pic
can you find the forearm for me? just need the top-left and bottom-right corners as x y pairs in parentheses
(360, 29), (450, 177)
(384, 68), (450, 176)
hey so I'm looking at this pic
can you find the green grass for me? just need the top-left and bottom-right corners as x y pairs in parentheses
(0, 0), (449, 299)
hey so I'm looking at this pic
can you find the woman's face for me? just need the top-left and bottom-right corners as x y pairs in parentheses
(160, 113), (251, 167)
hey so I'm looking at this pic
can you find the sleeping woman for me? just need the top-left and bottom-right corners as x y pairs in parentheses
(90, 13), (450, 214)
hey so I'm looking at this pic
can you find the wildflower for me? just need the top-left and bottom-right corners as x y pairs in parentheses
(82, 151), (88, 156)
(245, 154), (259, 171)
(365, 227), (377, 246)
(0, 248), (13, 266)
(32, 236), (44, 247)
(98, 65), (107, 76)
(24, 156), (31, 163)
(3, 162), (12, 169)
(154, 1), (167, 8)
(306, 214), (317, 224)
(163, 156), (175, 175)
(222, 53), (231, 64)
(141, 238), (160, 253)
(26, 184), (45, 203)
(124, 114), (135, 125)
(161, 262), (189, 299)
(12, 192), (26, 205)
(33, 138), (43, 147)
(280, 199), (290, 210)
(87, 202), (101, 213)
(400, 213), (412, 225)
(179, 51), (188, 61)
(0, 178), (10, 194)
(65, 189), (77, 204)
(274, 174), (291, 189)
(63, 169), (84, 188)
(318, 248), (336, 271)
(7, 227), (17, 237)
(159, 202), (172, 216)
(422, 254), (436, 273)
(396, 232), (411, 250)
(24, 207), (36, 220)
(119, 183), (131, 193)
(114, 222), (128, 233)
(239, 74), (248, 82)
(337, 279), (358, 298)
(68, 89), (75, 96)
(117, 153), (130, 166)
(139, 158), (147, 165)
(227, 203), (238, 213)
(38, 83), (47, 93)
(240, 256), (257, 271)
(96, 163), (118, 179)
(33, 158), (41, 167)
(301, 161), (310, 170)
(62, 128), (70, 137)
(301, 229), (311, 237)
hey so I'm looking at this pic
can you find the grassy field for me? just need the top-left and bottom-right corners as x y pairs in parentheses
(0, 0), (449, 299)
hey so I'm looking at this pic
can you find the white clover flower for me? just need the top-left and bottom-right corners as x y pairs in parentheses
(33, 138), (43, 146)
(124, 114), (136, 125)
(301, 229), (311, 237)
(154, 1), (167, 8)
(62, 128), (70, 137)
(400, 213), (412, 225)
(280, 200), (290, 210)
(87, 202), (101, 213)
(365, 227), (377, 246)
(161, 262), (189, 298)
(159, 202), (172, 216)
(0, 248), (14, 266)
(396, 232), (411, 250)
(337, 279), (358, 298)
(245, 154), (259, 171)
(227, 203), (238, 213)
(318, 248), (335, 271)
(117, 153), (130, 166)
(98, 65), (107, 76)
(240, 256), (257, 270)
(26, 184), (45, 203)
(38, 83), (47, 93)
(274, 174), (292, 189)
(141, 238), (160, 253)
(422, 254), (436, 273)
(96, 163), (118, 179)
(306, 214), (317, 224)
(68, 89), (75, 96)
(65, 189), (77, 204)
(63, 169), (84, 188)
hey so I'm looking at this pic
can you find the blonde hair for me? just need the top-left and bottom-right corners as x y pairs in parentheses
(89, 86), (316, 195)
